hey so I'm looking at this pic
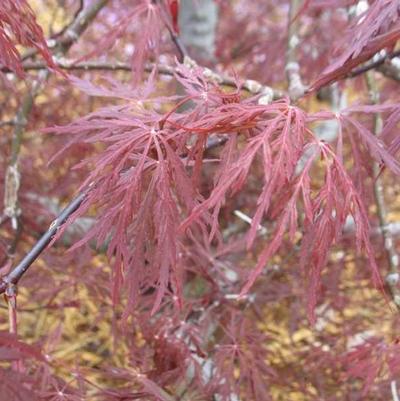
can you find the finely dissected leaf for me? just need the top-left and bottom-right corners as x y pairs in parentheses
(135, 373), (176, 401)
(213, 312), (275, 401)
(7, 1), (400, 400)
(328, 0), (400, 72)
(309, 0), (400, 92)
(0, 331), (46, 362)
(343, 338), (400, 396)
(342, 114), (400, 175)
(75, 0), (165, 84)
(0, 368), (40, 401)
(0, 0), (55, 77)
(47, 64), (400, 326)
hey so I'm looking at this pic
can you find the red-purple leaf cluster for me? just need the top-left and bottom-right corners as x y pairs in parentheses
(309, 0), (400, 91)
(343, 337), (400, 395)
(0, 0), (55, 78)
(46, 62), (400, 325)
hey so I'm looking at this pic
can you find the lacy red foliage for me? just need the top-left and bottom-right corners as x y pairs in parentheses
(1, 0), (400, 400)
(42, 56), (400, 397)
(0, 0), (54, 77)
(343, 337), (400, 395)
(309, 0), (400, 91)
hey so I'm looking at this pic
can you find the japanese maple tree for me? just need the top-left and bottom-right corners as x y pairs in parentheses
(0, 0), (400, 400)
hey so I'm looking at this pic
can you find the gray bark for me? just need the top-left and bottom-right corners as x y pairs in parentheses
(179, 0), (218, 61)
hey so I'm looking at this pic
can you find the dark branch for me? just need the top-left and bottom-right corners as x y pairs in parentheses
(378, 62), (400, 82)
(0, 190), (87, 294)
(347, 49), (400, 79)
(50, 0), (85, 41)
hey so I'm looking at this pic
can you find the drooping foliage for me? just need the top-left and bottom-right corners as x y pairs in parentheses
(1, 0), (400, 400)
(0, 0), (55, 78)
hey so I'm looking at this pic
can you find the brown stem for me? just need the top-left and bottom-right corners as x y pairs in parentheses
(4, 71), (48, 236)
(6, 285), (18, 335)
(5, 284), (22, 371)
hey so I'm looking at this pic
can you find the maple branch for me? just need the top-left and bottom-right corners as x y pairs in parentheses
(4, 59), (283, 100)
(0, 190), (87, 295)
(366, 72), (400, 308)
(17, 0), (108, 66)
(378, 61), (400, 82)
(347, 49), (400, 79)
(286, 0), (306, 101)
(4, 0), (107, 239)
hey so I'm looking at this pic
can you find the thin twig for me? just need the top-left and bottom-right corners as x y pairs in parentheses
(57, 0), (109, 53)
(2, 59), (283, 100)
(233, 210), (268, 235)
(6, 285), (18, 336)
(170, 35), (187, 63)
(204, 135), (229, 151)
(5, 284), (22, 371)
(51, 0), (85, 41)
(154, 0), (187, 62)
(0, 190), (88, 294)
(347, 49), (400, 79)
(378, 61), (400, 82)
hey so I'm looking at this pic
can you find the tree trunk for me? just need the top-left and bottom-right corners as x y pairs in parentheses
(179, 0), (219, 62)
